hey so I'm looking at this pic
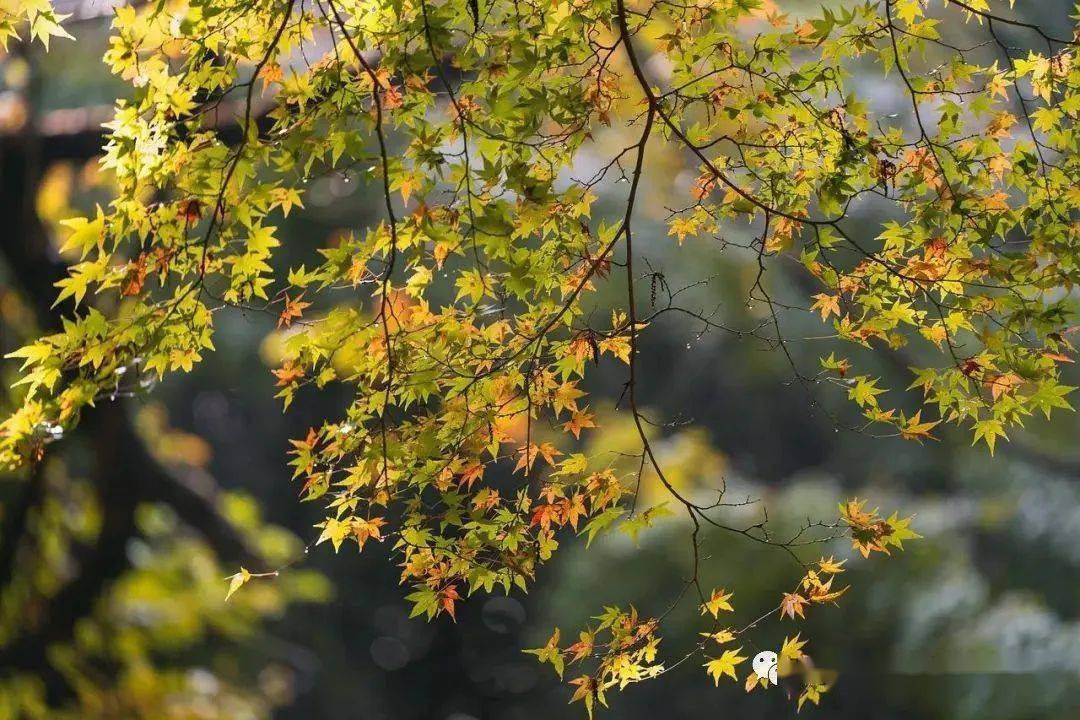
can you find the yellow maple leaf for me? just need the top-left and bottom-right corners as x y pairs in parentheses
(704, 647), (746, 684)
(700, 587), (734, 618)
(780, 633), (808, 661)
(225, 567), (251, 601)
(699, 629), (736, 645)
(811, 293), (841, 320)
(816, 556), (846, 574)
(398, 174), (421, 204)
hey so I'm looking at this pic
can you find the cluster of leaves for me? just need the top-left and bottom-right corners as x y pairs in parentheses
(527, 606), (663, 718)
(695, 554), (855, 709)
(839, 498), (921, 558)
(0, 0), (72, 50)
(528, 515), (912, 716)
(1, 0), (1077, 714)
(656, 0), (1079, 450)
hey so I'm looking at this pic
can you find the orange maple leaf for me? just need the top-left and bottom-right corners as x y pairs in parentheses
(458, 462), (485, 491)
(272, 361), (305, 386)
(439, 584), (461, 621)
(563, 409), (597, 439)
(530, 503), (561, 531)
(810, 293), (841, 320)
(513, 442), (562, 474)
(278, 293), (312, 328)
(779, 592), (808, 620)
(122, 253), (149, 297)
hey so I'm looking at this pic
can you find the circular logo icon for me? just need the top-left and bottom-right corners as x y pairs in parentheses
(752, 650), (778, 685)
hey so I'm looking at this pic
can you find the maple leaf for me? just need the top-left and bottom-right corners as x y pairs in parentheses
(439, 584), (461, 621)
(538, 484), (564, 504)
(580, 506), (625, 547)
(811, 293), (841, 320)
(298, 427), (319, 449)
(564, 493), (588, 530)
(779, 592), (809, 620)
(598, 336), (631, 364)
(981, 192), (1011, 212)
(564, 409), (597, 439)
(780, 634), (808, 661)
(765, 216), (797, 253)
(668, 217), (698, 244)
(552, 381), (586, 416)
(882, 512), (922, 551)
(471, 487), (500, 512)
(9, 2), (1080, 711)
(798, 682), (829, 711)
(169, 348), (200, 373)
(691, 173), (717, 200)
(704, 647), (746, 684)
(352, 516), (387, 550)
(382, 84), (404, 110)
(986, 69), (1010, 100)
(278, 293), (312, 328)
(985, 111), (1017, 139)
(432, 241), (452, 268)
(257, 62), (283, 90)
(225, 567), (251, 601)
(972, 418), (1008, 455)
(987, 153), (1012, 180)
(808, 579), (849, 604)
(525, 628), (565, 678)
(840, 498), (876, 527)
(899, 410), (939, 442)
(566, 630), (595, 663)
(398, 174), (420, 204)
(700, 629), (736, 645)
(272, 361), (305, 386)
(530, 503), (562, 531)
(700, 587), (734, 618)
(918, 323), (948, 349)
(179, 198), (203, 224)
(299, 472), (327, 500)
(315, 517), (351, 552)
(458, 462), (485, 490)
(121, 253), (148, 297)
(26, 7), (74, 50)
(568, 675), (603, 718)
(985, 372), (1023, 401)
(817, 556), (846, 574)
(514, 442), (562, 473)
(745, 671), (766, 693)
(849, 376), (885, 408)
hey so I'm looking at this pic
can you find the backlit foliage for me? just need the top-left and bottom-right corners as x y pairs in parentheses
(2, 0), (1078, 713)
(0, 0), (72, 50)
(0, 399), (329, 719)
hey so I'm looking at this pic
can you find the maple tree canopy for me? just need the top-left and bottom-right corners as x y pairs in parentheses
(1, 0), (1077, 713)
